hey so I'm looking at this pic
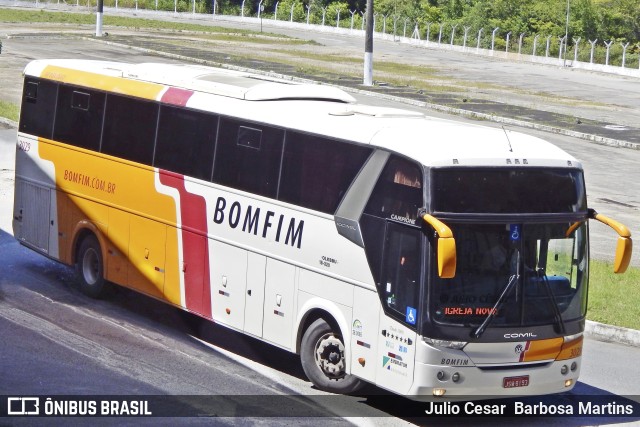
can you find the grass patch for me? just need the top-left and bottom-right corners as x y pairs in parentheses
(0, 8), (95, 25)
(272, 48), (441, 76)
(0, 8), (274, 37)
(295, 65), (323, 75)
(266, 49), (469, 93)
(265, 49), (491, 94)
(375, 61), (439, 77)
(587, 259), (640, 330)
(270, 49), (361, 64)
(0, 100), (19, 122)
(194, 34), (314, 45)
(160, 35), (313, 47)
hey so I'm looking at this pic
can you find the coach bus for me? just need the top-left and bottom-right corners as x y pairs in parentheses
(14, 59), (632, 399)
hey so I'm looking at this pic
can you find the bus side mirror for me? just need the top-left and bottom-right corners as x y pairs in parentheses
(613, 237), (633, 274)
(422, 214), (457, 279)
(589, 209), (633, 274)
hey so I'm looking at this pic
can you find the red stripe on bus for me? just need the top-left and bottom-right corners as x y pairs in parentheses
(519, 341), (532, 362)
(159, 171), (212, 318)
(161, 87), (194, 107)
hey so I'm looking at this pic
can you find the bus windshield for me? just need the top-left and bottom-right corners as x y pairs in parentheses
(428, 222), (588, 332)
(424, 167), (590, 337)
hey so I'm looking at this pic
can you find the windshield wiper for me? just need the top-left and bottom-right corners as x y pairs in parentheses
(536, 268), (566, 335)
(472, 271), (519, 339)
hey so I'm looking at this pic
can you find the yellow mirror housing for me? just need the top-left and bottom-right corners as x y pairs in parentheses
(422, 214), (457, 279)
(437, 238), (457, 279)
(614, 237), (632, 274)
(589, 209), (633, 274)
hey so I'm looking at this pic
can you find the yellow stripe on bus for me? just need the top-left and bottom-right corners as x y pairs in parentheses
(521, 338), (563, 362)
(39, 138), (182, 305)
(556, 336), (583, 361)
(41, 65), (165, 101)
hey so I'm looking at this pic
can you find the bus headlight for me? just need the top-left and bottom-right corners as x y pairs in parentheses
(424, 337), (467, 349)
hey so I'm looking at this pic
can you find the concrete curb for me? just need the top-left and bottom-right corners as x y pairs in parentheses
(585, 320), (640, 348)
(0, 117), (18, 128)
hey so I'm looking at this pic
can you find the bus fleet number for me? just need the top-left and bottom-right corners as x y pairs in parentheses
(18, 140), (31, 152)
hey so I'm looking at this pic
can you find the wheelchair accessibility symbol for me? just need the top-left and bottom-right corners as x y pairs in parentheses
(406, 307), (417, 325)
(510, 224), (521, 241)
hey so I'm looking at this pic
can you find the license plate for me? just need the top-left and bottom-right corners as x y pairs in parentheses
(503, 375), (529, 388)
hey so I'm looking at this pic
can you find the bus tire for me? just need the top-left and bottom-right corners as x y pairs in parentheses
(76, 235), (110, 298)
(300, 318), (364, 394)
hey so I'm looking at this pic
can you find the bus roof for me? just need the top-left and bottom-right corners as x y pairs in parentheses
(24, 59), (580, 169)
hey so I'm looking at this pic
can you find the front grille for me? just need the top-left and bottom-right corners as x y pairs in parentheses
(477, 362), (550, 371)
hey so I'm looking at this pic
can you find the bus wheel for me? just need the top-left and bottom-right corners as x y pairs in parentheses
(76, 235), (110, 298)
(301, 318), (364, 394)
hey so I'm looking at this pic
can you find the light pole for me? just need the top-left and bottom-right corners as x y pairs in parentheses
(95, 0), (103, 36)
(563, 0), (570, 65)
(364, 0), (374, 85)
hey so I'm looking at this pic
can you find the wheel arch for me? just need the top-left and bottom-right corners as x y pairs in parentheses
(295, 298), (352, 357)
(70, 221), (106, 265)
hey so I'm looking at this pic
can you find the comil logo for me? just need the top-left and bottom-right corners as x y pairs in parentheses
(504, 332), (537, 339)
(7, 397), (40, 415)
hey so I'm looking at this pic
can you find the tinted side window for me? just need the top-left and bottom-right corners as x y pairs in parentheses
(213, 118), (284, 198)
(279, 132), (372, 214)
(154, 106), (217, 180)
(102, 95), (158, 165)
(380, 223), (421, 327)
(19, 78), (58, 138)
(364, 156), (423, 224)
(53, 85), (105, 151)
